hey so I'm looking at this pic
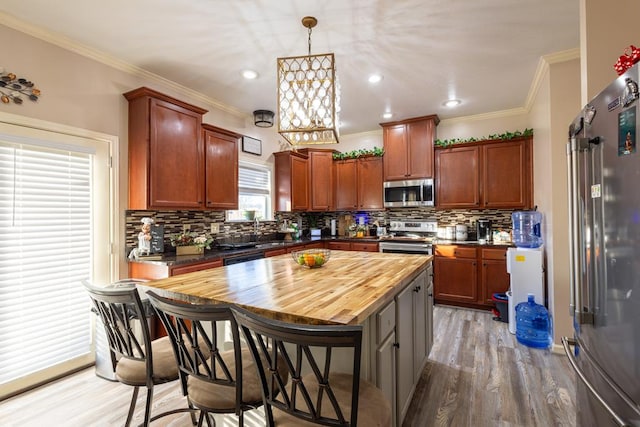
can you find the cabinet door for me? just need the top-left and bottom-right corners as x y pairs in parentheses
(396, 283), (414, 424)
(426, 278), (434, 357)
(204, 128), (238, 209)
(412, 272), (428, 381)
(482, 140), (531, 209)
(307, 150), (334, 211)
(357, 157), (384, 210)
(480, 248), (510, 305)
(376, 330), (396, 427)
(435, 145), (480, 208)
(383, 124), (408, 181)
(433, 256), (478, 303)
(335, 160), (358, 210)
(274, 151), (308, 211)
(407, 119), (434, 179)
(149, 98), (204, 208)
(291, 155), (309, 211)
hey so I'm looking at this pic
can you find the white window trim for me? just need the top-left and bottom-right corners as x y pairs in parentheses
(0, 111), (119, 398)
(226, 160), (274, 222)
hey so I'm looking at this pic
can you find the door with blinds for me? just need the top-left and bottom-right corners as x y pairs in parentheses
(0, 121), (112, 398)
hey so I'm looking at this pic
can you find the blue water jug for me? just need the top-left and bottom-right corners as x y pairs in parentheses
(515, 294), (552, 349)
(512, 211), (542, 248)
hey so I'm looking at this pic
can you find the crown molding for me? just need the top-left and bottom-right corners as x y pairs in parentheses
(0, 12), (246, 119)
(524, 48), (580, 111)
(439, 107), (528, 125)
(441, 48), (580, 126)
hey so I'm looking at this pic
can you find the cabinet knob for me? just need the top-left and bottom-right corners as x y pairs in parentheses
(393, 343), (400, 348)
(413, 285), (421, 292)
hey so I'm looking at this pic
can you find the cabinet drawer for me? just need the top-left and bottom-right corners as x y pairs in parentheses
(351, 242), (379, 252)
(327, 241), (351, 251)
(264, 248), (286, 257)
(170, 259), (223, 276)
(376, 300), (396, 344)
(481, 248), (507, 260)
(452, 247), (477, 258)
(435, 245), (477, 258)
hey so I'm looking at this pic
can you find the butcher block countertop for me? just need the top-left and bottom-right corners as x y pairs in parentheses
(139, 250), (432, 326)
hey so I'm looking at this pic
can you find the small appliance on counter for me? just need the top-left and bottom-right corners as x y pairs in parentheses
(455, 224), (468, 241)
(477, 219), (492, 243)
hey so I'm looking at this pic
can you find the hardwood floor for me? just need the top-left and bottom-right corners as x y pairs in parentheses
(402, 306), (576, 427)
(0, 305), (575, 426)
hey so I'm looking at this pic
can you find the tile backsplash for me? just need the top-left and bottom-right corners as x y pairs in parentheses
(125, 207), (517, 251)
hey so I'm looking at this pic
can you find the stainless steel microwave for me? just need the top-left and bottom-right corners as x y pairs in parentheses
(383, 179), (434, 207)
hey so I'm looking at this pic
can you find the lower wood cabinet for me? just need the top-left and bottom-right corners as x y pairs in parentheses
(264, 248), (286, 257)
(373, 266), (432, 427)
(327, 241), (379, 252)
(129, 258), (223, 279)
(434, 245), (509, 309)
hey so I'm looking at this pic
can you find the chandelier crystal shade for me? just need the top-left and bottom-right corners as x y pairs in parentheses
(277, 17), (340, 145)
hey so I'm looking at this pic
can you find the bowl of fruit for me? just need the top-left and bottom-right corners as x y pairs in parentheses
(292, 248), (331, 269)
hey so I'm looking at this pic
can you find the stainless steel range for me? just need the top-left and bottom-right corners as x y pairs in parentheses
(378, 220), (438, 255)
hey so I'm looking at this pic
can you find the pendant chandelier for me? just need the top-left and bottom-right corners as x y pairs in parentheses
(277, 16), (340, 146)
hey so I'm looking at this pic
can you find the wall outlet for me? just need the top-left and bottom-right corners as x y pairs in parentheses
(182, 224), (191, 232)
(210, 223), (220, 234)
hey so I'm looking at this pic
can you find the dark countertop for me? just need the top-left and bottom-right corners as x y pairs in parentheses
(130, 236), (380, 266)
(129, 236), (515, 266)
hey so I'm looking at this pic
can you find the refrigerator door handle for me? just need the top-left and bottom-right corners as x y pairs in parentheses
(567, 137), (594, 325)
(562, 337), (631, 427)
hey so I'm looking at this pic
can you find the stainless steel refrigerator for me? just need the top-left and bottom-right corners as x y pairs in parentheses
(564, 63), (640, 426)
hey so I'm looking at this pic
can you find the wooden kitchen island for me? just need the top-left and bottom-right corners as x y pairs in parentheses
(139, 250), (432, 426)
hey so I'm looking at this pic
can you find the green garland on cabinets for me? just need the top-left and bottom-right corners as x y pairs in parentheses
(332, 146), (384, 160)
(434, 128), (534, 148)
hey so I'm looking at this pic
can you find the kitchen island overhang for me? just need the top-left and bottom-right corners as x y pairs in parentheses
(137, 250), (432, 326)
(137, 250), (433, 427)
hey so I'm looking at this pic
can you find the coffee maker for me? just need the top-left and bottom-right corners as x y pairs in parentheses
(477, 219), (492, 243)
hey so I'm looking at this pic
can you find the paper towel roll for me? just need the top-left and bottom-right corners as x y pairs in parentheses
(331, 219), (336, 236)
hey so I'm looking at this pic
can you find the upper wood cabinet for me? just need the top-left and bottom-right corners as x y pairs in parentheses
(202, 124), (240, 210)
(335, 156), (384, 211)
(435, 136), (533, 209)
(482, 139), (531, 208)
(274, 150), (309, 211)
(435, 145), (480, 208)
(335, 159), (358, 210)
(125, 87), (208, 209)
(357, 156), (384, 210)
(297, 148), (335, 211)
(381, 115), (439, 181)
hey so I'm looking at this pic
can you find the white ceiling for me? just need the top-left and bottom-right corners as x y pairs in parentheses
(0, 0), (579, 135)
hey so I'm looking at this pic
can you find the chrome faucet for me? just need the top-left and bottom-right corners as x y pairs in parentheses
(254, 217), (260, 234)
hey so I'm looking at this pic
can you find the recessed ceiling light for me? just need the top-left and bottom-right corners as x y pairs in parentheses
(368, 74), (383, 84)
(443, 99), (461, 108)
(382, 112), (393, 119)
(242, 69), (258, 80)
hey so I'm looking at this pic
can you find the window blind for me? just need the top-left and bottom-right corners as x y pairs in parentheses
(0, 142), (92, 384)
(238, 163), (270, 195)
